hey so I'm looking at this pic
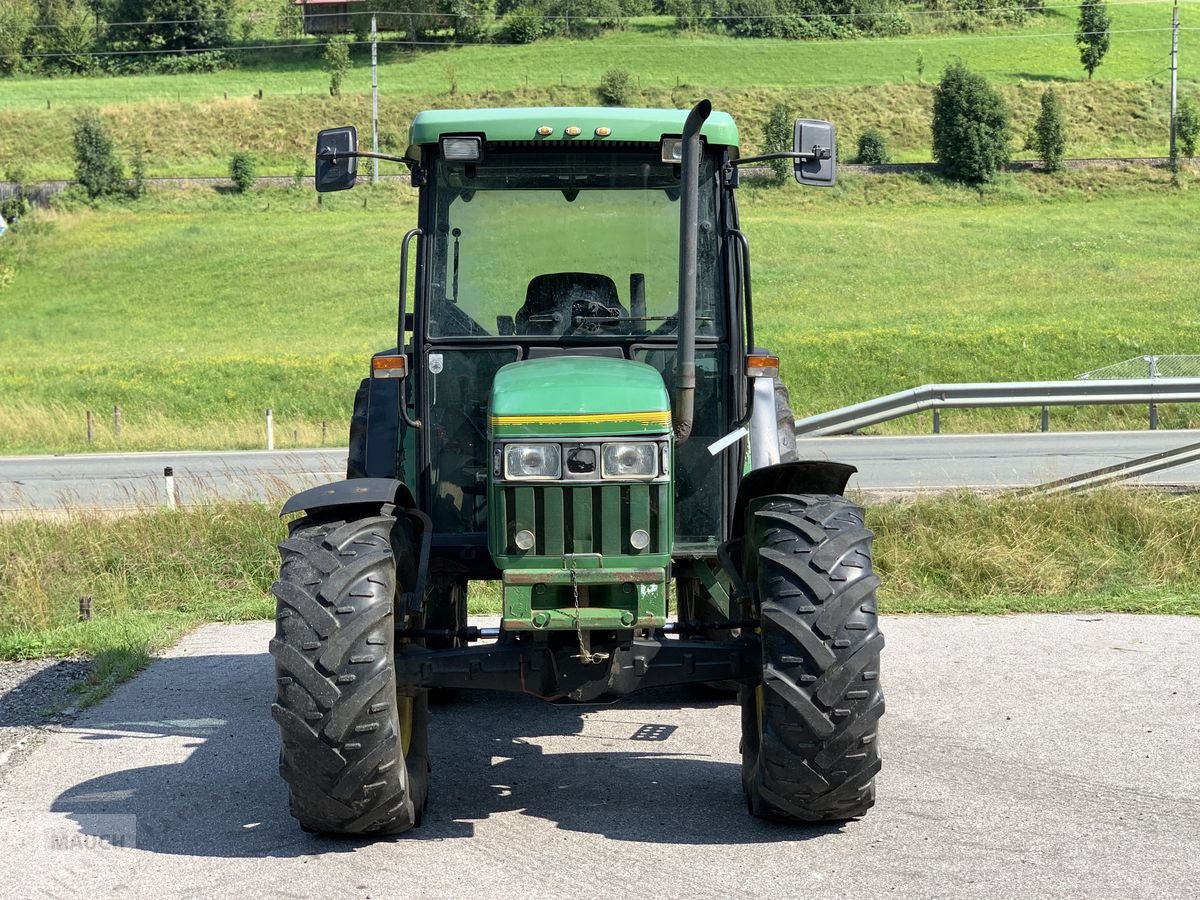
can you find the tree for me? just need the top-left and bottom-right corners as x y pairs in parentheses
(931, 61), (1011, 183)
(762, 102), (793, 184)
(323, 35), (350, 97)
(1076, 0), (1110, 80)
(1176, 98), (1199, 159)
(1033, 87), (1067, 172)
(73, 109), (125, 199)
(107, 0), (234, 52)
(0, 0), (37, 76)
(36, 0), (96, 74)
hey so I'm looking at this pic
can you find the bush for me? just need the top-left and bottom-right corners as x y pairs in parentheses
(499, 4), (560, 43)
(762, 103), (793, 184)
(931, 61), (1011, 184)
(1, 165), (33, 223)
(1176, 99), (1199, 159)
(856, 129), (890, 165)
(1033, 87), (1067, 172)
(129, 145), (147, 199)
(229, 153), (257, 194)
(597, 68), (634, 107)
(72, 109), (125, 200)
(323, 36), (351, 97)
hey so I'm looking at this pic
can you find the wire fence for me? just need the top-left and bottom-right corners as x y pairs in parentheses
(1078, 355), (1200, 379)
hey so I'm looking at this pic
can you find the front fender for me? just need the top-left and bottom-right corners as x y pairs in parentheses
(728, 460), (857, 542)
(280, 477), (415, 517)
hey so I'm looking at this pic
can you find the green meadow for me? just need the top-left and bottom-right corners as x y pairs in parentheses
(1, 168), (1197, 454)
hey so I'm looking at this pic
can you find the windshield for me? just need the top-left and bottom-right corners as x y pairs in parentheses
(426, 149), (723, 339)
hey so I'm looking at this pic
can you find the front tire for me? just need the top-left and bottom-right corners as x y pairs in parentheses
(270, 513), (429, 835)
(741, 493), (884, 821)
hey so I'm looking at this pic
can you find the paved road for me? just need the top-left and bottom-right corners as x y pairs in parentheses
(0, 449), (345, 512)
(0, 616), (1196, 899)
(2, 431), (1198, 511)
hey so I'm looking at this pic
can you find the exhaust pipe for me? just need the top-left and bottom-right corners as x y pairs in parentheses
(674, 99), (712, 444)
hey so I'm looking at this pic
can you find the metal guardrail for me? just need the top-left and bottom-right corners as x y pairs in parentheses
(793, 378), (1200, 437)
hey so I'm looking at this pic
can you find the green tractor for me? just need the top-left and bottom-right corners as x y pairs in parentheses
(270, 101), (884, 835)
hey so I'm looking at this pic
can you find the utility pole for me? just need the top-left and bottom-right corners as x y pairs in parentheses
(371, 14), (379, 184)
(1170, 0), (1179, 166)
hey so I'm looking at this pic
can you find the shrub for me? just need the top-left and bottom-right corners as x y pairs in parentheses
(597, 67), (634, 107)
(129, 145), (147, 199)
(1033, 87), (1067, 172)
(931, 61), (1011, 183)
(323, 36), (351, 97)
(856, 129), (890, 165)
(229, 153), (257, 194)
(500, 5), (559, 44)
(72, 109), (125, 200)
(1, 165), (33, 222)
(762, 103), (793, 184)
(1176, 99), (1199, 159)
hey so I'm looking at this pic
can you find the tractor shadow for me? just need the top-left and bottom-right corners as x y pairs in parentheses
(50, 649), (843, 858)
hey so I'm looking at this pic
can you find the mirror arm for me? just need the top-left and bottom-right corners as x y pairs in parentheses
(316, 150), (410, 165)
(730, 149), (831, 167)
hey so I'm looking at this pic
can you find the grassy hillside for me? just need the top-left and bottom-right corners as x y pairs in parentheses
(0, 5), (1194, 178)
(1, 168), (1197, 454)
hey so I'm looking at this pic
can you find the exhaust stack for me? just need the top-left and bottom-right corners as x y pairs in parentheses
(673, 99), (712, 443)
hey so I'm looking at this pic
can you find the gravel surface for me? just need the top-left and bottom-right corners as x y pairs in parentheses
(0, 658), (90, 778)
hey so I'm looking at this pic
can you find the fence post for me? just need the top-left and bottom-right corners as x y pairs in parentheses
(932, 409), (941, 434)
(1148, 355), (1159, 430)
(86, 410), (94, 445)
(1041, 406), (1049, 433)
(113, 404), (122, 438)
(321, 421), (327, 443)
(266, 408), (274, 450)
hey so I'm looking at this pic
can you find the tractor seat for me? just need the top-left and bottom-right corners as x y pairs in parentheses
(515, 272), (625, 335)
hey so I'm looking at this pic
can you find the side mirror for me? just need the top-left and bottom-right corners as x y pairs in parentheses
(315, 126), (358, 193)
(793, 119), (836, 187)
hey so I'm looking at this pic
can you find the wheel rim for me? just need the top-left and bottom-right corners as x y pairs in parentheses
(398, 694), (414, 757)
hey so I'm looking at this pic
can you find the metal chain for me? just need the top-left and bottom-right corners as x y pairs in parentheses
(570, 567), (608, 665)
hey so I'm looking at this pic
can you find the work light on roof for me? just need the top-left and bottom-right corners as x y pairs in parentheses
(661, 138), (684, 164)
(441, 136), (482, 162)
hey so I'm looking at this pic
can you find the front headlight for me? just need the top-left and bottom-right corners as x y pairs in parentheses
(601, 442), (658, 479)
(504, 443), (561, 480)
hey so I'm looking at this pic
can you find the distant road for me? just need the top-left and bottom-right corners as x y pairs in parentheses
(0, 449), (345, 513)
(1, 430), (1198, 511)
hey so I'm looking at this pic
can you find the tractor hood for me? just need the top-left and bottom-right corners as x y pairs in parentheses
(488, 356), (671, 439)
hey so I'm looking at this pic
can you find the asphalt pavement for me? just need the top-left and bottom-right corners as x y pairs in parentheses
(3, 431), (1199, 512)
(0, 615), (1197, 899)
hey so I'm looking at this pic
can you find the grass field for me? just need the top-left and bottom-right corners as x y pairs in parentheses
(2, 489), (1196, 701)
(0, 5), (1195, 177)
(1, 168), (1197, 454)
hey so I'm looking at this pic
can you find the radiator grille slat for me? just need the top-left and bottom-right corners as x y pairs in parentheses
(503, 482), (663, 558)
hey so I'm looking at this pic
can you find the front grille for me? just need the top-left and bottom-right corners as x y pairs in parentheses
(500, 483), (668, 557)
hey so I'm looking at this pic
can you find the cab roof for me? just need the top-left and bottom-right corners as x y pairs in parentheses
(408, 106), (740, 152)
